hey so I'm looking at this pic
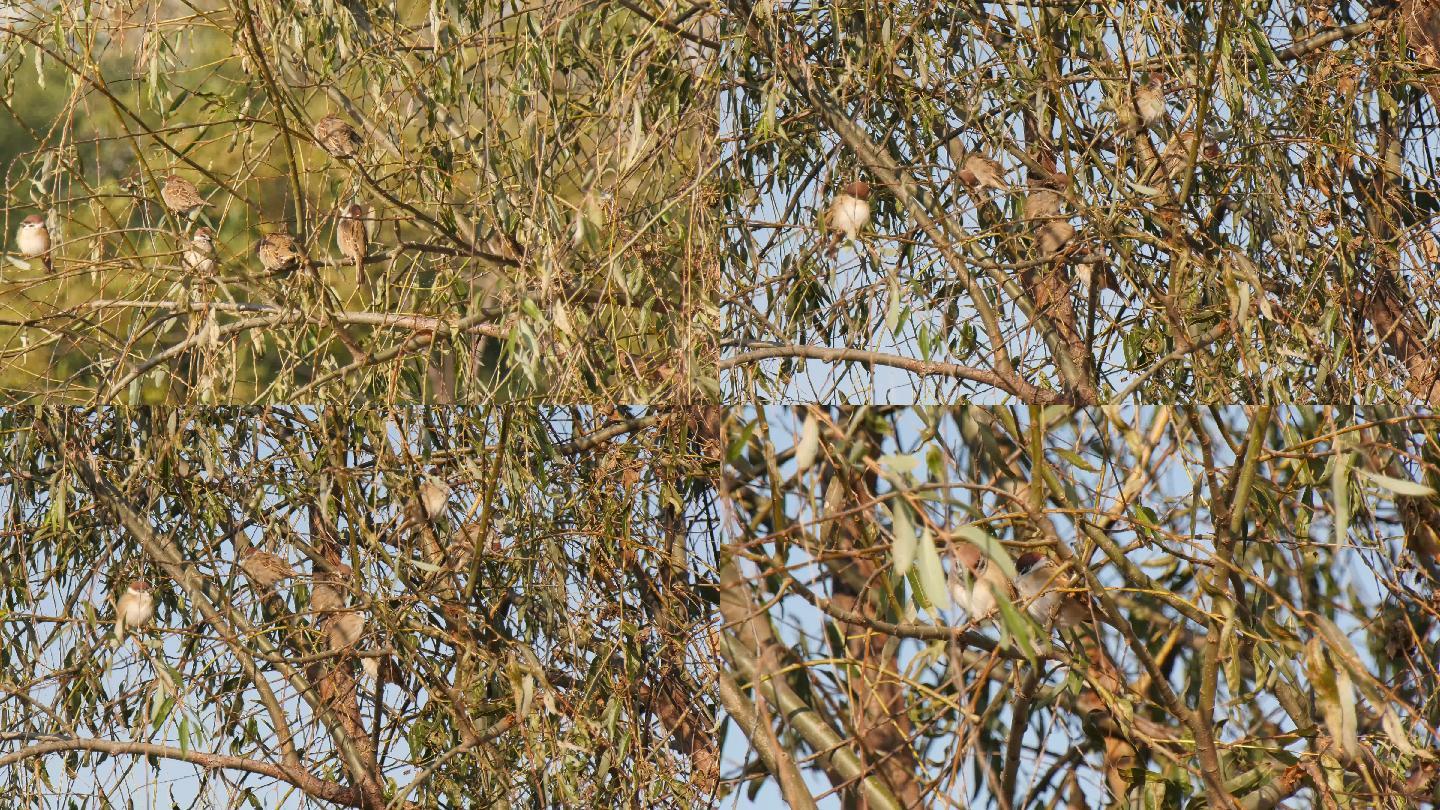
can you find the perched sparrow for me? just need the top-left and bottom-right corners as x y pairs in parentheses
(455, 521), (505, 556)
(823, 181), (871, 259)
(1075, 258), (1118, 292)
(183, 227), (217, 278)
(958, 154), (1008, 192)
(327, 609), (365, 649)
(1014, 552), (1099, 629)
(1160, 132), (1221, 180)
(313, 114), (364, 159)
(327, 611), (381, 680)
(335, 204), (369, 285)
(240, 549), (296, 590)
(161, 175), (210, 218)
(311, 563), (353, 615)
(419, 478), (451, 521)
(15, 215), (51, 272)
(114, 579), (155, 645)
(1027, 175), (1075, 258)
(949, 543), (1013, 622)
(1132, 74), (1168, 130)
(257, 231), (303, 273)
(1117, 72), (1175, 132)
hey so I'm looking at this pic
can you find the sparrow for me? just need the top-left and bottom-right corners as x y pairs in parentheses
(419, 478), (451, 521)
(335, 204), (369, 285)
(1013, 552), (1104, 629)
(240, 549), (296, 590)
(326, 609), (380, 679)
(1026, 175), (1075, 258)
(311, 563), (353, 615)
(1160, 132), (1221, 180)
(823, 180), (871, 259)
(114, 579), (155, 645)
(183, 227), (217, 278)
(327, 609), (365, 648)
(947, 137), (1008, 192)
(313, 114), (364, 159)
(257, 231), (303, 273)
(1132, 73), (1168, 130)
(455, 521), (504, 556)
(949, 543), (1014, 622)
(957, 154), (1008, 192)
(15, 215), (52, 272)
(161, 175), (210, 218)
(1111, 74), (1169, 134)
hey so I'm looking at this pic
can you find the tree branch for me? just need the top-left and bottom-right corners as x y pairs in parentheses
(720, 342), (1061, 404)
(0, 737), (374, 807)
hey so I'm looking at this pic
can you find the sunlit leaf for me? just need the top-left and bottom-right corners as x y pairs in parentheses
(915, 528), (951, 614)
(890, 502), (919, 577)
(1355, 469), (1436, 498)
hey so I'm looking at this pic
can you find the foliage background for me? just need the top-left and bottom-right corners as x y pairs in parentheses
(0, 0), (717, 403)
(719, 0), (1440, 404)
(0, 406), (720, 808)
(715, 406), (1440, 808)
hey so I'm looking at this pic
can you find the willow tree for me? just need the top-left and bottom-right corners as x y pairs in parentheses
(719, 0), (1440, 403)
(716, 406), (1440, 807)
(0, 0), (718, 402)
(0, 406), (719, 807)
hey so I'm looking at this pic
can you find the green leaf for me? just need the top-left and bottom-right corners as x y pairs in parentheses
(1355, 469), (1436, 497)
(1331, 446), (1351, 546)
(884, 271), (902, 334)
(1055, 448), (1098, 473)
(152, 695), (174, 732)
(994, 589), (1037, 663)
(890, 503), (919, 577)
(953, 525), (1016, 579)
(878, 453), (919, 474)
(794, 411), (821, 474)
(1307, 638), (1358, 760)
(904, 566), (931, 611)
(725, 419), (757, 463)
(914, 528), (951, 614)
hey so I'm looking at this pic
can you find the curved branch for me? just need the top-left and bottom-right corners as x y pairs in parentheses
(720, 343), (1062, 404)
(0, 737), (369, 808)
(717, 670), (818, 810)
(64, 448), (375, 799)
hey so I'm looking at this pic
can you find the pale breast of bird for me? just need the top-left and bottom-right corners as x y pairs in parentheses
(952, 575), (997, 618)
(827, 196), (871, 240)
(17, 224), (50, 257)
(1015, 566), (1062, 621)
(328, 611), (365, 648)
(123, 591), (155, 625)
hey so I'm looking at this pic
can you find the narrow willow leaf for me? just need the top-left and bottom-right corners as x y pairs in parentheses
(1333, 661), (1360, 760)
(1308, 639), (1359, 760)
(953, 525), (1016, 579)
(904, 566), (930, 612)
(915, 528), (951, 613)
(884, 271), (902, 334)
(1332, 447), (1351, 546)
(890, 503), (918, 577)
(994, 589), (1037, 662)
(878, 453), (919, 474)
(1055, 448), (1098, 473)
(1355, 469), (1436, 497)
(795, 411), (821, 474)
